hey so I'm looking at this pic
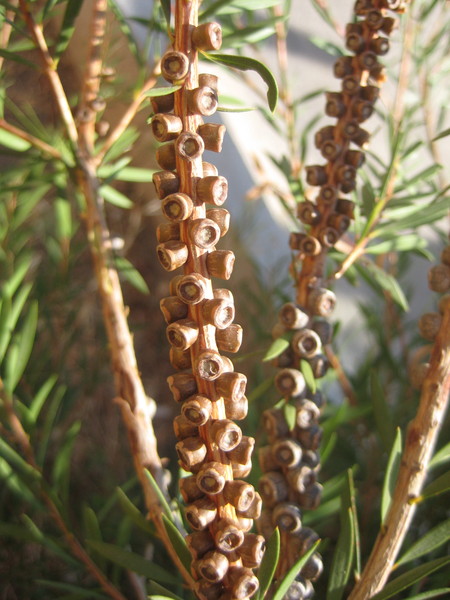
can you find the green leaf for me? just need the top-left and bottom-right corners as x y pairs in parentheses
(395, 519), (450, 567)
(370, 370), (395, 453)
(357, 262), (409, 312)
(1, 255), (32, 298)
(371, 556), (450, 600)
(160, 0), (171, 29)
(406, 590), (450, 600)
(366, 235), (428, 256)
(144, 469), (173, 521)
(4, 301), (38, 393)
(162, 515), (191, 572)
(147, 581), (183, 600)
(272, 540), (320, 600)
(108, 0), (144, 66)
(54, 0), (84, 58)
(283, 403), (296, 430)
(116, 487), (154, 534)
(115, 257), (149, 295)
(429, 442), (450, 470)
(52, 420), (81, 504)
(327, 470), (357, 600)
(29, 375), (58, 422)
(55, 197), (73, 242)
(21, 514), (78, 567)
(381, 428), (402, 524)
(113, 167), (156, 182)
(86, 541), (174, 584)
(262, 336), (289, 362)
(433, 127), (450, 141)
(100, 185), (133, 209)
(300, 359), (317, 394)
(0, 128), (31, 151)
(36, 580), (108, 599)
(143, 85), (182, 98)
(257, 527), (280, 600)
(200, 0), (280, 20)
(203, 53), (278, 112)
(0, 49), (37, 68)
(309, 35), (345, 57)
(420, 470), (450, 501)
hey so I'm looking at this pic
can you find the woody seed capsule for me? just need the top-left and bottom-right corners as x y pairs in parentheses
(189, 218), (221, 249)
(176, 273), (208, 304)
(275, 368), (306, 398)
(216, 323), (243, 353)
(151, 113), (183, 142)
(196, 550), (229, 583)
(173, 414), (198, 439)
(259, 471), (289, 507)
(279, 303), (309, 330)
(272, 438), (303, 468)
(292, 329), (321, 358)
(176, 436), (207, 471)
(182, 394), (213, 426)
(150, 93), (175, 114)
(299, 235), (322, 257)
(152, 170), (179, 199)
(156, 142), (176, 170)
(272, 502), (302, 533)
(161, 50), (190, 82)
(156, 241), (188, 271)
(186, 530), (215, 559)
(159, 295), (188, 324)
(198, 123), (226, 152)
(161, 192), (194, 222)
(211, 419), (243, 451)
(167, 372), (198, 403)
(197, 175), (229, 206)
(223, 480), (256, 512)
(206, 250), (235, 279)
(196, 350), (225, 381)
(185, 497), (217, 530)
(205, 208), (230, 237)
(169, 347), (191, 370)
(156, 222), (180, 243)
(197, 461), (228, 494)
(213, 519), (245, 553)
(179, 474), (204, 503)
(192, 22), (223, 51)
(428, 264), (450, 293)
(187, 86), (218, 116)
(175, 131), (205, 161)
(418, 312), (442, 341)
(238, 534), (265, 569)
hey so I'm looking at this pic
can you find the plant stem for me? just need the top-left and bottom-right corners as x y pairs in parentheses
(0, 382), (128, 600)
(348, 298), (450, 599)
(0, 0), (18, 71)
(0, 118), (63, 160)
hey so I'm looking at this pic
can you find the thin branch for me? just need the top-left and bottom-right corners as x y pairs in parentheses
(17, 0), (78, 145)
(0, 118), (62, 160)
(94, 71), (159, 165)
(0, 383), (128, 600)
(324, 343), (357, 406)
(78, 0), (108, 155)
(348, 297), (450, 599)
(0, 0), (18, 71)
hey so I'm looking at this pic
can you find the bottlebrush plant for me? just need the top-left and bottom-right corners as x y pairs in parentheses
(0, 1), (449, 600)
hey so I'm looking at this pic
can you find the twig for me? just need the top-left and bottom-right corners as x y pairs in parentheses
(324, 343), (357, 406)
(0, 0), (18, 71)
(0, 382), (128, 600)
(94, 71), (159, 165)
(18, 0), (78, 146)
(348, 297), (450, 599)
(0, 118), (62, 160)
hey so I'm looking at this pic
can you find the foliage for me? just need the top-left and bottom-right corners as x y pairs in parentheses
(0, 0), (449, 599)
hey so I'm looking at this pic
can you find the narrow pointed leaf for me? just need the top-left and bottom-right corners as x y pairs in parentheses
(54, 0), (84, 58)
(371, 557), (450, 600)
(115, 257), (149, 295)
(147, 580), (183, 600)
(143, 85), (182, 98)
(86, 541), (174, 584)
(406, 590), (450, 600)
(429, 442), (450, 470)
(433, 127), (450, 141)
(100, 185), (133, 209)
(272, 541), (320, 600)
(0, 128), (31, 151)
(21, 514), (78, 566)
(370, 370), (395, 452)
(36, 580), (108, 599)
(421, 470), (450, 500)
(29, 375), (58, 422)
(381, 428), (402, 524)
(116, 487), (154, 534)
(263, 336), (289, 362)
(162, 514), (191, 572)
(144, 469), (173, 521)
(300, 359), (317, 393)
(257, 527), (280, 599)
(395, 518), (450, 567)
(203, 53), (278, 112)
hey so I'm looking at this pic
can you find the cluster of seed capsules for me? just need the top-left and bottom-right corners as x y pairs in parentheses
(413, 244), (450, 386)
(257, 1), (408, 598)
(151, 17), (263, 600)
(290, 0), (407, 271)
(257, 297), (334, 599)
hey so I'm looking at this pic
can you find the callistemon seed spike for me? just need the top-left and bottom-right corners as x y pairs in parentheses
(259, 1), (410, 597)
(152, 2), (260, 598)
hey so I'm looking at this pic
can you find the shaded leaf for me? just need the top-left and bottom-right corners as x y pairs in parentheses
(21, 514), (78, 566)
(257, 527), (280, 600)
(370, 370), (395, 453)
(115, 257), (149, 295)
(160, 0), (171, 29)
(421, 470), (450, 501)
(396, 519), (450, 567)
(272, 541), (320, 600)
(162, 515), (191, 572)
(371, 557), (450, 600)
(54, 0), (84, 58)
(406, 590), (450, 600)
(4, 300), (38, 392)
(36, 580), (107, 599)
(87, 541), (174, 584)
(107, 0), (143, 66)
(0, 49), (37, 68)
(381, 428), (402, 524)
(29, 375), (58, 422)
(203, 52), (278, 112)
(144, 469), (173, 521)
(143, 85), (182, 98)
(116, 487), (154, 535)
(262, 336), (289, 362)
(356, 262), (409, 312)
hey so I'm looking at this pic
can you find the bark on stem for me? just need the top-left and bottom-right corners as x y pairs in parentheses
(348, 301), (450, 599)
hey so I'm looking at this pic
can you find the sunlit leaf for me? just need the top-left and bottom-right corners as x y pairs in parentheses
(115, 257), (150, 295)
(263, 336), (289, 362)
(420, 470), (450, 501)
(300, 359), (317, 394)
(203, 52), (278, 112)
(272, 541), (320, 600)
(54, 0), (85, 58)
(144, 469), (173, 521)
(429, 442), (450, 470)
(162, 515), (191, 572)
(100, 185), (133, 209)
(0, 128), (31, 151)
(147, 581), (183, 600)
(142, 85), (182, 98)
